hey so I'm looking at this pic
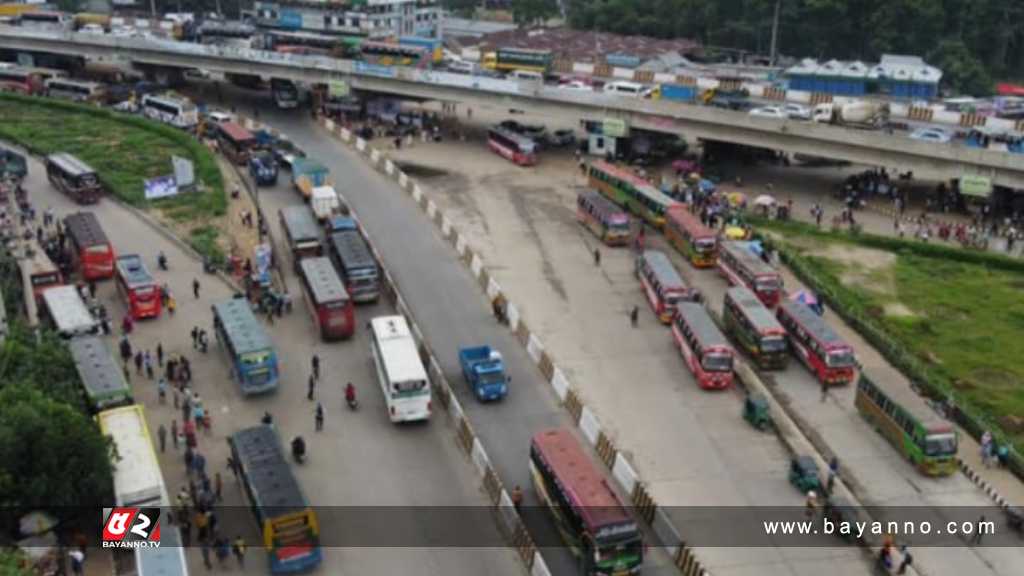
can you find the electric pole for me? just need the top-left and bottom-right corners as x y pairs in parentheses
(769, 0), (781, 66)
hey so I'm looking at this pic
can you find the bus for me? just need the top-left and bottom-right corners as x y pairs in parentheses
(672, 302), (735, 390)
(115, 254), (161, 320)
(69, 336), (132, 412)
(229, 425), (322, 573)
(328, 230), (379, 304)
(18, 243), (62, 324)
(487, 126), (537, 166)
(776, 300), (857, 386)
(369, 315), (431, 423)
(717, 241), (783, 308)
(665, 204), (718, 268)
(215, 121), (257, 165)
(484, 48), (553, 74)
(577, 190), (630, 246)
(64, 211), (115, 281)
(360, 41), (430, 68)
(40, 285), (99, 339)
(636, 250), (699, 324)
(298, 256), (354, 341)
(140, 93), (199, 130)
(44, 78), (106, 103)
(212, 299), (279, 395)
(98, 405), (190, 576)
(15, 11), (67, 27)
(722, 286), (788, 370)
(46, 152), (103, 204)
(529, 429), (643, 574)
(0, 66), (44, 94)
(280, 206), (323, 271)
(855, 376), (958, 476)
(271, 78), (299, 109)
(588, 160), (678, 230)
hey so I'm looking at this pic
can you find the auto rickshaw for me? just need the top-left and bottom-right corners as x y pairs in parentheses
(743, 393), (772, 430)
(789, 455), (823, 493)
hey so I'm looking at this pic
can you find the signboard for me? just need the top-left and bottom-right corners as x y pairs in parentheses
(603, 118), (629, 138)
(355, 62), (397, 78)
(254, 243), (272, 287)
(144, 175), (178, 200)
(959, 174), (992, 199)
(278, 10), (302, 30)
(328, 80), (349, 97)
(171, 156), (195, 190)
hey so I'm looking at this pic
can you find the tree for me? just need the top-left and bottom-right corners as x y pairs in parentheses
(929, 39), (993, 96)
(0, 550), (32, 576)
(513, 0), (560, 27)
(443, 0), (482, 18)
(0, 324), (84, 411)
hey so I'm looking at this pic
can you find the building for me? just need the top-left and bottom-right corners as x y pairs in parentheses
(785, 54), (941, 99)
(249, 0), (442, 39)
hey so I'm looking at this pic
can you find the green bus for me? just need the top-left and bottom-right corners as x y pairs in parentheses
(855, 376), (958, 476)
(484, 47), (553, 74)
(722, 286), (788, 370)
(69, 336), (132, 412)
(587, 160), (678, 231)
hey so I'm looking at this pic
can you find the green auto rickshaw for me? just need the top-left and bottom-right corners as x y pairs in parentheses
(788, 455), (823, 494)
(743, 393), (772, 430)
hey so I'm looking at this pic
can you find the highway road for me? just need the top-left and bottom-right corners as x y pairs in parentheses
(16, 151), (523, 575)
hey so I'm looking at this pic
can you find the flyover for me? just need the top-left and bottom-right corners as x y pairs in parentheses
(3, 26), (1024, 188)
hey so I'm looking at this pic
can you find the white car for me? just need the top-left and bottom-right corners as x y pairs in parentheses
(749, 106), (787, 119)
(110, 26), (135, 37)
(558, 80), (592, 92)
(782, 103), (811, 120)
(909, 127), (952, 144)
(205, 110), (234, 124)
(79, 24), (105, 34)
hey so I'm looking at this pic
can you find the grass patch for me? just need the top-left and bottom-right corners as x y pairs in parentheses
(755, 217), (1024, 454)
(0, 93), (224, 223)
(188, 225), (225, 265)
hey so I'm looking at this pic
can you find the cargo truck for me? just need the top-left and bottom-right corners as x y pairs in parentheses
(812, 101), (890, 129)
(248, 151), (278, 186)
(311, 186), (342, 221)
(292, 158), (330, 201)
(459, 345), (509, 402)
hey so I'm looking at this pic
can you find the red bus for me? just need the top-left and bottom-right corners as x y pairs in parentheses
(487, 126), (537, 166)
(672, 302), (735, 389)
(636, 250), (699, 324)
(722, 286), (788, 370)
(665, 205), (718, 268)
(717, 241), (783, 308)
(216, 122), (256, 165)
(115, 254), (161, 320)
(776, 300), (856, 386)
(298, 256), (354, 341)
(529, 429), (643, 574)
(0, 66), (44, 95)
(577, 190), (630, 246)
(63, 212), (115, 281)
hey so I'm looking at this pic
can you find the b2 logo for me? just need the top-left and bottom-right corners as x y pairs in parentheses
(102, 507), (161, 544)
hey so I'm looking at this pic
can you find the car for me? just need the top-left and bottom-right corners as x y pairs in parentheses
(749, 106), (787, 119)
(272, 139), (306, 170)
(558, 80), (592, 92)
(782, 103), (811, 120)
(111, 100), (139, 113)
(204, 110), (234, 124)
(110, 26), (135, 37)
(499, 119), (523, 133)
(546, 129), (576, 147)
(79, 24), (105, 34)
(909, 127), (952, 144)
(521, 124), (547, 141)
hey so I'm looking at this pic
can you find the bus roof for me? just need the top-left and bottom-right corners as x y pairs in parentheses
(212, 299), (272, 355)
(63, 211), (109, 248)
(218, 121), (255, 143)
(115, 254), (155, 288)
(489, 125), (534, 146)
(590, 160), (676, 207)
(299, 256), (349, 304)
(45, 78), (103, 90)
(46, 152), (96, 178)
(98, 405), (167, 508)
(230, 425), (308, 514)
(41, 285), (96, 333)
(720, 241), (778, 277)
(531, 429), (633, 534)
(642, 250), (686, 289)
(778, 300), (848, 348)
(136, 524), (188, 576)
(676, 302), (729, 348)
(329, 230), (376, 269)
(69, 336), (130, 406)
(666, 204), (716, 239)
(579, 190), (629, 222)
(281, 205), (321, 243)
(19, 243), (59, 277)
(726, 286), (783, 331)
(370, 315), (426, 383)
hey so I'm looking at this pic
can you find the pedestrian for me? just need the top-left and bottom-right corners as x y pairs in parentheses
(88, 280), (96, 299)
(215, 536), (230, 567)
(168, 295), (176, 315)
(897, 546), (913, 574)
(200, 543), (213, 569)
(158, 424), (167, 453)
(630, 305), (639, 327)
(215, 472), (222, 502)
(68, 549), (85, 576)
(232, 536), (247, 567)
(308, 373), (316, 401)
(227, 455), (239, 480)
(804, 491), (817, 520)
(145, 351), (154, 380)
(171, 420), (179, 449)
(191, 326), (199, 349)
(134, 351), (144, 375)
(180, 517), (192, 548)
(593, 247), (601, 266)
(193, 278), (201, 299)
(972, 515), (986, 544)
(123, 362), (131, 384)
(184, 446), (195, 476)
(820, 379), (828, 402)
(315, 402), (324, 431)
(157, 342), (164, 366)
(312, 354), (320, 381)
(195, 509), (209, 542)
(511, 485), (523, 510)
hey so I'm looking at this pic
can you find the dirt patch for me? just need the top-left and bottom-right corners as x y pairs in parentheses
(505, 181), (569, 302)
(395, 161), (450, 179)
(809, 243), (898, 296)
(883, 302), (915, 317)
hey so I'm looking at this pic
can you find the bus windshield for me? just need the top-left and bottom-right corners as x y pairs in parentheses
(761, 335), (787, 353)
(241, 351), (270, 366)
(924, 433), (957, 457)
(826, 349), (856, 368)
(702, 353), (733, 373)
(608, 219), (630, 233)
(595, 536), (643, 569)
(393, 379), (427, 395)
(694, 238), (716, 252)
(756, 277), (780, 292)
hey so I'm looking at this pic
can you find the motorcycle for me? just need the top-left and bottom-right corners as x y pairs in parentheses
(345, 384), (359, 411)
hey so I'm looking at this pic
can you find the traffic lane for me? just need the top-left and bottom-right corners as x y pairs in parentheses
(258, 110), (604, 574)
(244, 172), (526, 575)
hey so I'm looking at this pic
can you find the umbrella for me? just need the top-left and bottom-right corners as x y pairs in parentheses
(791, 290), (825, 315)
(754, 194), (777, 207)
(19, 511), (57, 537)
(727, 192), (747, 207)
(699, 179), (716, 193)
(725, 226), (749, 240)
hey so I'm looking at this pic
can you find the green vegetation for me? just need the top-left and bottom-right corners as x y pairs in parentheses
(189, 224), (226, 265)
(0, 550), (32, 576)
(755, 218), (1024, 462)
(566, 0), (1021, 94)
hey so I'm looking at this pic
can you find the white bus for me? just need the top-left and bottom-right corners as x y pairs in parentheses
(369, 315), (431, 423)
(44, 78), (106, 103)
(40, 285), (98, 339)
(141, 93), (199, 130)
(98, 405), (189, 576)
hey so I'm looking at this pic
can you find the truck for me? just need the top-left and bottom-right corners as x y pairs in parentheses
(400, 36), (443, 65)
(656, 83), (698, 102)
(459, 346), (509, 402)
(482, 48), (552, 75)
(311, 185), (342, 221)
(326, 214), (358, 233)
(248, 151), (278, 186)
(292, 157), (330, 201)
(812, 101), (890, 129)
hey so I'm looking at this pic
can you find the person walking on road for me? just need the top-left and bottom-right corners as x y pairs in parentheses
(232, 536), (247, 567)
(193, 278), (201, 299)
(511, 485), (523, 510)
(171, 420), (179, 450)
(158, 424), (167, 453)
(134, 351), (143, 375)
(315, 403), (324, 431)
(972, 515), (986, 544)
(144, 351), (154, 380)
(191, 326), (199, 349)
(68, 549), (85, 576)
(307, 373), (316, 401)
(168, 294), (177, 316)
(157, 342), (164, 366)
(593, 247), (601, 266)
(215, 472), (222, 502)
(312, 354), (320, 381)
(897, 546), (913, 574)
(630, 306), (639, 328)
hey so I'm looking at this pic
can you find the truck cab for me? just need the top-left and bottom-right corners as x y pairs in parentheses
(248, 151), (278, 186)
(459, 346), (509, 402)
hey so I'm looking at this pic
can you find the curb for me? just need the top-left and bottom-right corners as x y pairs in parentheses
(317, 117), (710, 576)
(958, 459), (1013, 509)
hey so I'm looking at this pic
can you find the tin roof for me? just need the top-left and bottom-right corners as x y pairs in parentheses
(477, 26), (700, 65)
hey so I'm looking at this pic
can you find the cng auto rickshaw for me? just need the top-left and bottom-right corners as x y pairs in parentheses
(743, 393), (772, 430)
(789, 455), (823, 493)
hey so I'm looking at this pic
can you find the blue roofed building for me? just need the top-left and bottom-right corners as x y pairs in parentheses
(785, 54), (941, 100)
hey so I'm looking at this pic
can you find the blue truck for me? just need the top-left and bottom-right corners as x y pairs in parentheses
(459, 346), (509, 401)
(248, 151), (278, 186)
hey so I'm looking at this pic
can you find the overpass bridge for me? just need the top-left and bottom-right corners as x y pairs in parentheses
(3, 26), (1024, 188)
